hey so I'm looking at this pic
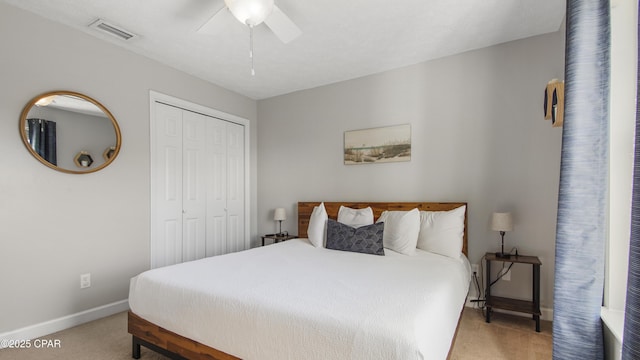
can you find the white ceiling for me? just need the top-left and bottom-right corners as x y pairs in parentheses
(2, 0), (565, 100)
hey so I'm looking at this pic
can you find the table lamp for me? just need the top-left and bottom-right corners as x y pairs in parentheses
(492, 212), (513, 258)
(274, 208), (286, 236)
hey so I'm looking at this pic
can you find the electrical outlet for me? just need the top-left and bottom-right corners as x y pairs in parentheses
(471, 264), (479, 275)
(80, 273), (91, 289)
(499, 268), (511, 281)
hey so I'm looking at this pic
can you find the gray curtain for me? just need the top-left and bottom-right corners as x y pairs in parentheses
(552, 1), (610, 359)
(27, 118), (57, 165)
(621, 4), (640, 358)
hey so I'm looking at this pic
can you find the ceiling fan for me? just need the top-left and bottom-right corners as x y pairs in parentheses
(198, 0), (301, 75)
(199, 0), (301, 43)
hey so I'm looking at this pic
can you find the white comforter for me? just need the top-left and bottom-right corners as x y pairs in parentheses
(129, 238), (470, 360)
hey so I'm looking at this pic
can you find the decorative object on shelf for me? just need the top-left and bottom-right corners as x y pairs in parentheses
(344, 124), (411, 165)
(74, 151), (94, 168)
(274, 208), (286, 236)
(103, 146), (116, 161)
(544, 79), (564, 127)
(19, 90), (122, 174)
(491, 212), (513, 258)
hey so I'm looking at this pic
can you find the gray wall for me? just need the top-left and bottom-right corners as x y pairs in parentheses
(0, 3), (257, 332)
(257, 30), (564, 311)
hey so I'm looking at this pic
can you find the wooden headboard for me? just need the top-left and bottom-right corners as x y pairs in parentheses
(298, 202), (468, 256)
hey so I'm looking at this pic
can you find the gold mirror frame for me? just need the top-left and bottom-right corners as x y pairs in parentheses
(19, 90), (122, 174)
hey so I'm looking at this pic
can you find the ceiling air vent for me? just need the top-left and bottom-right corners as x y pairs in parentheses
(89, 19), (137, 41)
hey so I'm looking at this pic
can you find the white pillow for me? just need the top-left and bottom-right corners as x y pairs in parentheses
(417, 205), (466, 258)
(307, 203), (328, 248)
(337, 206), (374, 228)
(376, 208), (420, 255)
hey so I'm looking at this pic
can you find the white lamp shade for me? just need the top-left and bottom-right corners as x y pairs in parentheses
(274, 208), (286, 221)
(224, 0), (274, 26)
(491, 212), (513, 232)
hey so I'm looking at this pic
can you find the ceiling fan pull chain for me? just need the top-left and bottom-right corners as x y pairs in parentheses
(248, 24), (255, 76)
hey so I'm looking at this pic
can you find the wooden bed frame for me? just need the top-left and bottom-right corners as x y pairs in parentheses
(128, 201), (468, 360)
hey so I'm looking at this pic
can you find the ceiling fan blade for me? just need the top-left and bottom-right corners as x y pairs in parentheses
(197, 6), (230, 34)
(264, 5), (301, 44)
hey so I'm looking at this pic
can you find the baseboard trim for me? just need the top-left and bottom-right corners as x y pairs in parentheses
(0, 299), (129, 347)
(465, 296), (553, 321)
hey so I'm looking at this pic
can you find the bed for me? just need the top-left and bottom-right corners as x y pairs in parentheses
(128, 201), (470, 360)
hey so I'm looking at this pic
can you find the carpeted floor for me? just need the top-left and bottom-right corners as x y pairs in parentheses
(0, 308), (551, 360)
(449, 309), (552, 360)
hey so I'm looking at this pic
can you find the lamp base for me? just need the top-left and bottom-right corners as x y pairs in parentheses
(495, 252), (511, 259)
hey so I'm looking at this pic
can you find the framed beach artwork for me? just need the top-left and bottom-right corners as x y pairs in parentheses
(344, 124), (411, 165)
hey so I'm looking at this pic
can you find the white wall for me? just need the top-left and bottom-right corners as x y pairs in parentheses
(604, 0), (638, 358)
(606, 0), (637, 312)
(0, 3), (257, 333)
(257, 30), (564, 312)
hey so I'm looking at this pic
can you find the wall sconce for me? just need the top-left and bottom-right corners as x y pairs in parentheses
(274, 208), (286, 236)
(544, 79), (564, 127)
(491, 212), (513, 258)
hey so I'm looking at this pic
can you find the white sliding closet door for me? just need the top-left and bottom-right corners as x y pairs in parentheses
(226, 123), (245, 254)
(205, 118), (227, 257)
(181, 111), (207, 262)
(152, 101), (245, 268)
(205, 121), (245, 256)
(153, 104), (184, 267)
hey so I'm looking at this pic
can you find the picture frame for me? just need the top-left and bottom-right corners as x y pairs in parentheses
(344, 124), (411, 165)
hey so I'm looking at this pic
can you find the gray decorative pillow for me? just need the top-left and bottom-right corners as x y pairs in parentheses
(326, 219), (385, 256)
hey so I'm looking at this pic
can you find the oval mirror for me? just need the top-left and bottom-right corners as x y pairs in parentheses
(19, 91), (121, 174)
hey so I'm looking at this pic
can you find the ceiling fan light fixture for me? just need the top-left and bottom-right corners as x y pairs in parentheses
(35, 96), (56, 107)
(224, 0), (274, 26)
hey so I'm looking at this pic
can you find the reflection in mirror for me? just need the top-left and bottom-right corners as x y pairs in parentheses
(74, 151), (94, 168)
(20, 91), (121, 174)
(103, 146), (116, 161)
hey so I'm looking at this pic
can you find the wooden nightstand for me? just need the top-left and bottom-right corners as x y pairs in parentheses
(484, 252), (542, 332)
(261, 234), (297, 246)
